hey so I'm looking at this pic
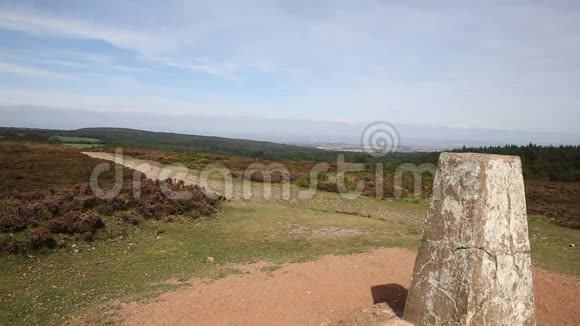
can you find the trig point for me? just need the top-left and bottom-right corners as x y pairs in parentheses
(404, 153), (535, 325)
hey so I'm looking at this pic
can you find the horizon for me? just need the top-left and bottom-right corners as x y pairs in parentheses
(2, 106), (580, 150)
(1, 1), (580, 138)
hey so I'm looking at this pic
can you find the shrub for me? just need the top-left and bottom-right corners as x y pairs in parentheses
(1, 176), (222, 253)
(72, 212), (105, 234)
(48, 211), (104, 235)
(0, 236), (21, 254)
(135, 179), (220, 219)
(0, 201), (51, 232)
(0, 205), (27, 232)
(47, 217), (71, 234)
(294, 176), (310, 188)
(17, 191), (46, 201)
(28, 227), (57, 249)
(43, 195), (63, 215)
(318, 182), (339, 193)
(116, 211), (141, 225)
(244, 171), (290, 183)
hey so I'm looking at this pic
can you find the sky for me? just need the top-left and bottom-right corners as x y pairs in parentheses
(0, 0), (579, 138)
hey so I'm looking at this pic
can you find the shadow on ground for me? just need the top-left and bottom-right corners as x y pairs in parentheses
(371, 284), (408, 317)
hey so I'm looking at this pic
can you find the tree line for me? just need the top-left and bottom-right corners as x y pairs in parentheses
(450, 144), (580, 181)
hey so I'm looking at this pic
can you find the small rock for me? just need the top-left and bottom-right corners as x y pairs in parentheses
(207, 257), (215, 263)
(74, 249), (79, 253)
(569, 244), (575, 248)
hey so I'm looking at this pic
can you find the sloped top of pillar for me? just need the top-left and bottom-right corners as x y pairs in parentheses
(439, 152), (522, 164)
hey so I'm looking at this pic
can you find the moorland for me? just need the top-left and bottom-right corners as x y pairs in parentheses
(0, 127), (579, 324)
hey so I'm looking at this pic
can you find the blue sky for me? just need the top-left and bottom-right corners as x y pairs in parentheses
(0, 0), (579, 134)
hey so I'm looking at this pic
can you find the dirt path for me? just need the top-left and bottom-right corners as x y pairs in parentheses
(83, 151), (285, 200)
(118, 248), (579, 326)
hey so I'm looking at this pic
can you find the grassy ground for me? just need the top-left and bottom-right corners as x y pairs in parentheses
(63, 143), (104, 149)
(1, 198), (578, 325)
(55, 136), (104, 150)
(0, 200), (421, 325)
(529, 216), (580, 275)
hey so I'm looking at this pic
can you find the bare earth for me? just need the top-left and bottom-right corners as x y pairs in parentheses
(119, 248), (579, 326)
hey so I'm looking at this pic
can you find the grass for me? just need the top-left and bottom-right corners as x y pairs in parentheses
(56, 136), (104, 150)
(55, 136), (102, 144)
(0, 201), (420, 325)
(63, 143), (104, 149)
(529, 216), (580, 276)
(291, 189), (428, 225)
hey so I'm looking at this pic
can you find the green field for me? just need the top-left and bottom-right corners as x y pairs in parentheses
(528, 217), (580, 274)
(55, 136), (104, 149)
(55, 136), (103, 144)
(0, 200), (421, 324)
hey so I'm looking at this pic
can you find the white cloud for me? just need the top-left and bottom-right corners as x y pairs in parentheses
(0, 61), (69, 79)
(0, 88), (247, 115)
(0, 8), (159, 53)
(25, 50), (145, 73)
(147, 56), (242, 82)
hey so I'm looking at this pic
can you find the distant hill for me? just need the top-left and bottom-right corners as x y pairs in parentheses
(70, 127), (346, 161)
(0, 127), (349, 162)
(0, 126), (434, 162)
